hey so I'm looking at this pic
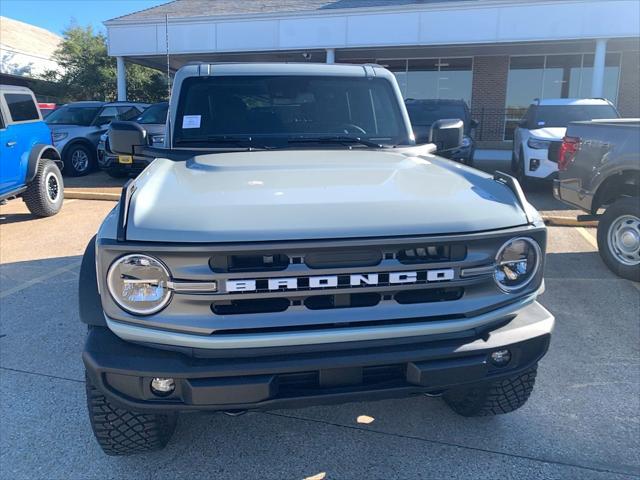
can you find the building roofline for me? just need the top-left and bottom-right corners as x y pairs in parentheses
(104, 0), (595, 26)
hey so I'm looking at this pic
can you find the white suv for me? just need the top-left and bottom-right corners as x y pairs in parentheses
(511, 98), (619, 183)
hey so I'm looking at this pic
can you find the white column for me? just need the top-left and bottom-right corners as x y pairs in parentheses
(591, 39), (608, 98)
(116, 56), (127, 101)
(326, 48), (335, 64)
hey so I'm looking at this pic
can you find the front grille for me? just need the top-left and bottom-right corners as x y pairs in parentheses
(192, 237), (497, 322)
(105, 230), (543, 337)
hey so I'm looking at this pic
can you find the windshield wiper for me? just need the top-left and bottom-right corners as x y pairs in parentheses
(175, 135), (273, 150)
(287, 136), (383, 148)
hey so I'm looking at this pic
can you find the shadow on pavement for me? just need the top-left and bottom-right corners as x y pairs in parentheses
(64, 170), (127, 195)
(0, 212), (37, 225)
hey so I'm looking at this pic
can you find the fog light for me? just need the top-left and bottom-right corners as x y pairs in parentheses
(150, 377), (175, 396)
(529, 158), (540, 171)
(490, 349), (511, 367)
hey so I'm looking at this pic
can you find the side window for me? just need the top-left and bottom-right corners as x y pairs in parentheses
(94, 106), (119, 125)
(117, 106), (141, 121)
(0, 109), (5, 129)
(4, 93), (39, 122)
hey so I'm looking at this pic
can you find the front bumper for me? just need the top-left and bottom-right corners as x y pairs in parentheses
(83, 300), (554, 413)
(98, 152), (150, 175)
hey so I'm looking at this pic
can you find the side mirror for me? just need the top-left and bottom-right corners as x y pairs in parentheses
(109, 121), (147, 155)
(518, 119), (528, 128)
(429, 118), (464, 152)
(470, 119), (479, 129)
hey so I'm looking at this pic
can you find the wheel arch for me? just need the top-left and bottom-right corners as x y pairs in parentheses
(61, 138), (96, 161)
(79, 235), (107, 327)
(592, 169), (640, 215)
(26, 144), (62, 184)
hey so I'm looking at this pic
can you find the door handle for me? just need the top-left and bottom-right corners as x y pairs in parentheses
(6, 141), (17, 147)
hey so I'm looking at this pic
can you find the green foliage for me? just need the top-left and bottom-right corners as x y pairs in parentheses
(42, 25), (167, 103)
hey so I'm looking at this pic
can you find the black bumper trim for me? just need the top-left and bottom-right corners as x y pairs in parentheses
(83, 301), (553, 413)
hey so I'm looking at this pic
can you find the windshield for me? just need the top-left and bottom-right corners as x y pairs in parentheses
(173, 75), (409, 147)
(136, 103), (168, 124)
(531, 105), (619, 128)
(45, 105), (100, 126)
(406, 104), (467, 126)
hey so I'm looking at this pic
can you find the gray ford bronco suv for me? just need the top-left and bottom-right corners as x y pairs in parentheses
(80, 63), (554, 456)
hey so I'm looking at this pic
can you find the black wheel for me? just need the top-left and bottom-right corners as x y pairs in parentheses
(85, 372), (177, 456)
(106, 168), (129, 179)
(64, 144), (95, 176)
(23, 159), (64, 217)
(596, 197), (640, 281)
(443, 366), (537, 417)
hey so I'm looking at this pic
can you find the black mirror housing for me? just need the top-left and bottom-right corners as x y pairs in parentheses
(429, 118), (464, 152)
(109, 121), (147, 155)
(412, 125), (431, 145)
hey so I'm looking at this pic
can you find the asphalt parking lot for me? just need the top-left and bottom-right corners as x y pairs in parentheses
(1, 196), (639, 480)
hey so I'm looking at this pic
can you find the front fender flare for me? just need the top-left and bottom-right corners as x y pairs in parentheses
(79, 235), (107, 327)
(26, 144), (62, 184)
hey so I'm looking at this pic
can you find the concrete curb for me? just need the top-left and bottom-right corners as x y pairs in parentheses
(62, 190), (598, 229)
(64, 190), (120, 201)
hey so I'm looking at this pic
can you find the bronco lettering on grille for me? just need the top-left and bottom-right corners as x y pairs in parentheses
(225, 269), (455, 292)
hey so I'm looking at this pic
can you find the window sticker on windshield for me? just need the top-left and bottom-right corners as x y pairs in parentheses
(182, 115), (201, 129)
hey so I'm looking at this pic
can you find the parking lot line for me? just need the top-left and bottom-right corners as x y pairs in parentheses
(0, 261), (80, 299)
(576, 227), (598, 249)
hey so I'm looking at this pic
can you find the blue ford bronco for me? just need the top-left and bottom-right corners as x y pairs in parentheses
(0, 85), (64, 217)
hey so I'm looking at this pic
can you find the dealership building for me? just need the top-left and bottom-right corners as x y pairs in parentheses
(106, 0), (640, 144)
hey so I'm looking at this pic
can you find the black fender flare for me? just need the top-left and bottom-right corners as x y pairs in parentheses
(79, 235), (107, 327)
(26, 144), (62, 184)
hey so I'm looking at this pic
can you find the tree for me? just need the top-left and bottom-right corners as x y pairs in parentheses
(42, 25), (167, 103)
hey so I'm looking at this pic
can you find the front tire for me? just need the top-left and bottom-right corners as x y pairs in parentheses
(23, 160), (64, 217)
(596, 198), (640, 281)
(64, 144), (95, 176)
(85, 372), (177, 456)
(443, 366), (537, 417)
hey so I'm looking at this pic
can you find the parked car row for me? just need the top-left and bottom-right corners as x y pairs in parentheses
(97, 102), (168, 178)
(46, 100), (149, 176)
(511, 98), (620, 185)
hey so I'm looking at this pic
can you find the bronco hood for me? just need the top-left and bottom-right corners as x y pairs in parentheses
(125, 150), (531, 243)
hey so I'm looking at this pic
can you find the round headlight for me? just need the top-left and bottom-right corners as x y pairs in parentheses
(494, 237), (541, 293)
(107, 254), (172, 315)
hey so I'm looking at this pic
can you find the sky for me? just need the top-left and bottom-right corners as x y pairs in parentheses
(1, 0), (168, 35)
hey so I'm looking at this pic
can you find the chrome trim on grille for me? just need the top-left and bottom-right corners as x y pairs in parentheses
(168, 281), (218, 293)
(106, 293), (537, 349)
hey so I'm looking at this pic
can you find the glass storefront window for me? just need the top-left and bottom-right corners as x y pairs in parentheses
(504, 53), (622, 140)
(380, 57), (473, 104)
